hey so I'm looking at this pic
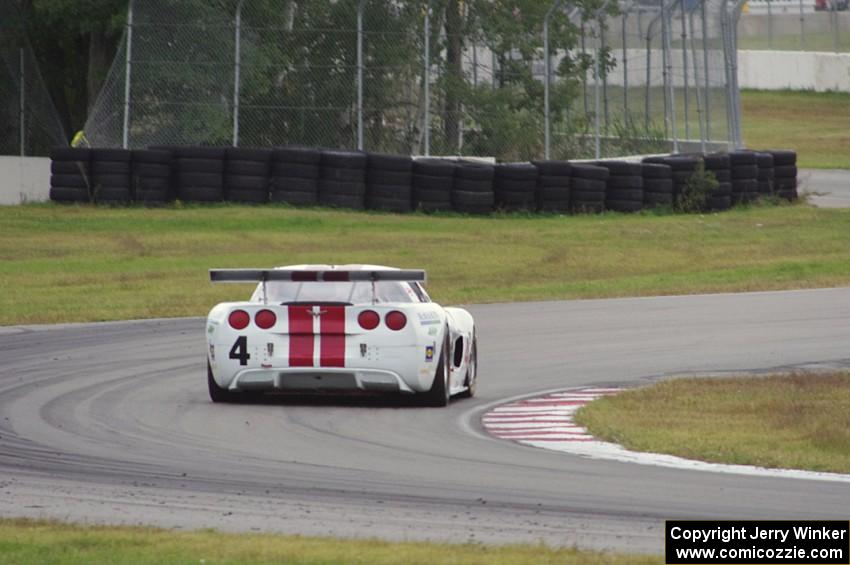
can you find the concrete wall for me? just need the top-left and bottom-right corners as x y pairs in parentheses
(738, 50), (850, 91)
(0, 156), (50, 205)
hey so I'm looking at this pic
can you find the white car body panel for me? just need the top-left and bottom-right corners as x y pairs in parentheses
(206, 264), (476, 399)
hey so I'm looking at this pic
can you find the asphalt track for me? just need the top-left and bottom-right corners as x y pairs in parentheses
(1, 288), (850, 553)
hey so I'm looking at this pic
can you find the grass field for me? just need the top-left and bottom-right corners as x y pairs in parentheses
(2, 201), (850, 325)
(0, 519), (656, 565)
(575, 372), (850, 474)
(741, 89), (850, 169)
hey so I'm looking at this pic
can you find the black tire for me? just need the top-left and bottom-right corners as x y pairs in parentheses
(571, 189), (606, 203)
(368, 153), (412, 172)
(607, 175), (643, 189)
(643, 155), (698, 171)
(493, 178), (536, 192)
(178, 172), (223, 188)
(321, 150), (367, 169)
(755, 152), (774, 168)
(495, 163), (538, 181)
(537, 185), (570, 200)
(174, 146), (227, 160)
(92, 174), (130, 188)
(413, 158), (455, 177)
(641, 163), (672, 179)
(703, 153), (730, 169)
(318, 192), (365, 209)
(606, 199), (643, 212)
(458, 332), (477, 399)
(531, 160), (571, 176)
(455, 162), (495, 181)
(50, 146), (90, 161)
(51, 161), (89, 175)
(776, 189), (798, 201)
(272, 146), (321, 164)
(644, 191), (674, 206)
(91, 148), (131, 162)
(420, 332), (450, 407)
(132, 149), (171, 164)
(270, 190), (318, 205)
(452, 190), (494, 207)
(225, 175), (268, 192)
(177, 185), (224, 202)
(366, 196), (412, 213)
(227, 190), (269, 204)
(322, 167), (367, 182)
(571, 163), (609, 180)
(133, 163), (171, 178)
(595, 161), (641, 176)
(50, 186), (90, 203)
(775, 178), (797, 190)
(94, 186), (132, 203)
(227, 147), (270, 162)
(757, 181), (773, 194)
(708, 195), (733, 210)
(415, 201), (454, 213)
(672, 170), (695, 184)
(51, 174), (90, 189)
(271, 177), (317, 193)
(537, 199), (571, 212)
(454, 178), (493, 192)
(271, 163), (320, 179)
(643, 178), (674, 193)
(208, 361), (236, 403)
(537, 174), (571, 188)
(768, 150), (796, 166)
(226, 160), (270, 176)
(571, 201), (605, 213)
(135, 177), (169, 191)
(714, 182), (733, 196)
(176, 158), (224, 173)
(712, 169), (731, 182)
(607, 189), (643, 202)
(731, 165), (759, 179)
(368, 170), (412, 185)
(732, 179), (758, 193)
(728, 150), (756, 165)
(91, 161), (131, 175)
(318, 180), (366, 197)
(367, 184), (413, 199)
(757, 170), (776, 181)
(571, 178), (606, 192)
(774, 165), (798, 178)
(496, 190), (537, 206)
(413, 174), (453, 191)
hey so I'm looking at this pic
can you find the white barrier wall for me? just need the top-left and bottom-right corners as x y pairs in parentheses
(0, 156), (50, 205)
(738, 50), (850, 92)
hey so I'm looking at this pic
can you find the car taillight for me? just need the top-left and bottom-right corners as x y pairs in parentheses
(255, 309), (276, 329)
(228, 310), (250, 330)
(358, 310), (380, 330)
(385, 311), (407, 331)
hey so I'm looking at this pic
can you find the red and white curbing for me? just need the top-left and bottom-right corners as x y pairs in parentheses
(482, 386), (850, 484)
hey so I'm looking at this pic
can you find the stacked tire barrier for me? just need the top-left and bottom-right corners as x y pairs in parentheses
(269, 146), (320, 205)
(532, 160), (571, 213)
(452, 161), (495, 215)
(597, 161), (643, 213)
(366, 153), (413, 213)
(703, 153), (732, 211)
(91, 148), (132, 203)
(132, 149), (172, 205)
(770, 150), (798, 201)
(49, 145), (799, 215)
(412, 159), (454, 212)
(729, 150), (759, 205)
(570, 164), (608, 213)
(319, 150), (367, 210)
(49, 147), (91, 203)
(225, 148), (270, 204)
(641, 163), (674, 208)
(494, 163), (538, 212)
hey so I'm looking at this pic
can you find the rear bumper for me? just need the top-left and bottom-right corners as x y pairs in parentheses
(229, 367), (416, 394)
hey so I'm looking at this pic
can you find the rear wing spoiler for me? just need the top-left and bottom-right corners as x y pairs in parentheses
(209, 268), (427, 304)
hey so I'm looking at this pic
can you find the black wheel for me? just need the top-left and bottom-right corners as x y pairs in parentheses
(420, 332), (450, 407)
(459, 332), (477, 399)
(208, 361), (236, 403)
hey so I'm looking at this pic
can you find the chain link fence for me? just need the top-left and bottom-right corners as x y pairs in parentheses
(84, 0), (746, 159)
(0, 0), (67, 156)
(738, 0), (850, 51)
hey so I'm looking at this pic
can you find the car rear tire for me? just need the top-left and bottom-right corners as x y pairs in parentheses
(420, 332), (450, 407)
(459, 332), (477, 399)
(208, 361), (236, 403)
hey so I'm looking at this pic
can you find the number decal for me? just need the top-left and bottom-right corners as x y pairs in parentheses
(229, 335), (250, 366)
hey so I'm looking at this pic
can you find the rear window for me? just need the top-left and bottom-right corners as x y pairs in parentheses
(252, 281), (421, 304)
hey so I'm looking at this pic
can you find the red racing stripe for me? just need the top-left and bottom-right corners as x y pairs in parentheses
(288, 305), (314, 367)
(319, 306), (346, 367)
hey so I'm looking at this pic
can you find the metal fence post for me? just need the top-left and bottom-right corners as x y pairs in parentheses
(423, 3), (430, 156)
(357, 0), (365, 151)
(680, 0), (689, 141)
(688, 5), (706, 153)
(701, 0), (711, 140)
(593, 0), (611, 159)
(19, 48), (25, 156)
(831, 4), (839, 53)
(544, 0), (563, 160)
(798, 0), (806, 50)
(122, 0), (134, 149)
(232, 0), (244, 147)
(662, 0), (679, 153)
(622, 8), (629, 126)
(767, 0), (773, 49)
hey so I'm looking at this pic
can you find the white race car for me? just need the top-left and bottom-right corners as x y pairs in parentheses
(206, 264), (477, 406)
